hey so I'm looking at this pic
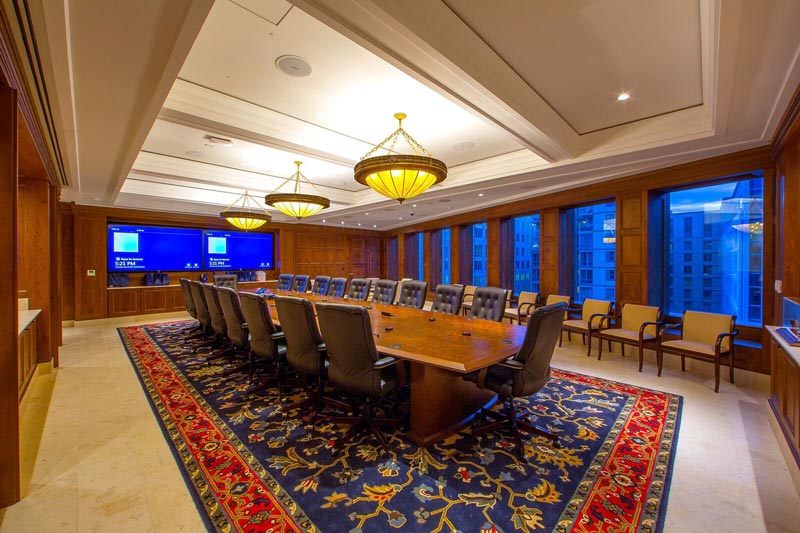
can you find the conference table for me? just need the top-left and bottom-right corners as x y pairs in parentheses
(262, 290), (528, 446)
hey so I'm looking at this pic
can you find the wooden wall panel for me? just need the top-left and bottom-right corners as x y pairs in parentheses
(60, 210), (75, 321)
(449, 225), (460, 284)
(73, 214), (107, 320)
(538, 208), (560, 297)
(487, 218), (500, 287)
(617, 193), (647, 306)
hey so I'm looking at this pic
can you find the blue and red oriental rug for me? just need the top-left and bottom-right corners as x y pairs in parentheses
(119, 321), (682, 532)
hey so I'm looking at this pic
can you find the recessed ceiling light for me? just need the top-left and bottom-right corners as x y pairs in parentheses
(452, 141), (475, 151)
(357, 223), (361, 226)
(365, 212), (369, 215)
(617, 92), (631, 102)
(275, 55), (312, 77)
(478, 193), (484, 197)
(322, 219), (326, 223)
(185, 150), (207, 159)
(398, 217), (403, 220)
(340, 221), (344, 224)
(412, 204), (417, 207)
(373, 224), (377, 228)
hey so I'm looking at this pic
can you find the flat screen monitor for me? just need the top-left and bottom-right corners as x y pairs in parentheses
(107, 224), (203, 272)
(203, 230), (274, 270)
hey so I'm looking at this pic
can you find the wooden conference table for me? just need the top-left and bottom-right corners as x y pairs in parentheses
(262, 290), (527, 446)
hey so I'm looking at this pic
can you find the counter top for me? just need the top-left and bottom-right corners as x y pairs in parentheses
(766, 325), (800, 366)
(18, 309), (41, 336)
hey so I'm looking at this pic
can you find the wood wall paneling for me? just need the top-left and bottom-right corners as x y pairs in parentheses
(538, 208), (560, 297)
(73, 214), (107, 320)
(449, 225), (460, 284)
(0, 85), (20, 506)
(423, 230), (431, 286)
(387, 237), (398, 280)
(459, 225), (473, 284)
(60, 209), (75, 321)
(617, 192), (647, 306)
(487, 218), (500, 287)
(429, 230), (442, 288)
(397, 232), (405, 279)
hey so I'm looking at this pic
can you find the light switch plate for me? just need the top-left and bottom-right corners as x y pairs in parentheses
(87, 269), (96, 277)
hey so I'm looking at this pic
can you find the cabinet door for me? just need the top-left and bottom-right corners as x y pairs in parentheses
(169, 286), (186, 311)
(108, 289), (139, 317)
(142, 288), (168, 313)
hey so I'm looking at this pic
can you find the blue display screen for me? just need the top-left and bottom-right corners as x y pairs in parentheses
(204, 230), (274, 270)
(108, 225), (203, 272)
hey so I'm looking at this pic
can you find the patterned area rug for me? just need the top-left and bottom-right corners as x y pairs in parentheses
(119, 321), (682, 533)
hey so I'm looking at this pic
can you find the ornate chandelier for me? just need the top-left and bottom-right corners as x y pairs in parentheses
(219, 190), (271, 230)
(265, 161), (330, 219)
(354, 113), (447, 203)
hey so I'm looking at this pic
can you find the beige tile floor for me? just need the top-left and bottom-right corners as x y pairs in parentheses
(1, 313), (799, 532)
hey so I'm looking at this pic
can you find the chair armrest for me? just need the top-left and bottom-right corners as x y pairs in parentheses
(270, 332), (285, 341)
(661, 321), (682, 336)
(638, 320), (662, 339)
(496, 357), (524, 370)
(374, 356), (397, 369)
(588, 312), (612, 329)
(715, 330), (739, 352)
(518, 302), (536, 315)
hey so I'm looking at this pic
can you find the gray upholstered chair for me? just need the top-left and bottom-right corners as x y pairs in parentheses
(464, 302), (567, 458)
(430, 284), (465, 315)
(276, 273), (293, 291)
(239, 292), (287, 397)
(396, 280), (428, 309)
(371, 279), (398, 305)
(346, 278), (371, 301)
(311, 275), (331, 295)
(200, 284), (236, 363)
(328, 277), (347, 298)
(179, 278), (200, 332)
(291, 274), (309, 293)
(467, 287), (508, 322)
(216, 287), (251, 375)
(274, 296), (348, 422)
(213, 274), (238, 289)
(188, 280), (213, 347)
(316, 303), (402, 449)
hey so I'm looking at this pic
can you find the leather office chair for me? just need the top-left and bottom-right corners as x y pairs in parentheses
(316, 303), (402, 449)
(468, 287), (508, 322)
(657, 310), (738, 392)
(311, 275), (331, 295)
(328, 277), (347, 298)
(274, 296), (349, 422)
(179, 278), (201, 334)
(213, 274), (238, 290)
(346, 278), (371, 301)
(188, 280), (214, 348)
(201, 284), (234, 363)
(597, 304), (662, 371)
(464, 302), (567, 458)
(216, 287), (251, 376)
(239, 292), (288, 397)
(371, 279), (398, 305)
(277, 274), (293, 291)
(291, 275), (309, 293)
(396, 280), (428, 309)
(430, 284), (465, 315)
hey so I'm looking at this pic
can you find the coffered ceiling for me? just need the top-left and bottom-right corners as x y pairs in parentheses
(18, 0), (800, 230)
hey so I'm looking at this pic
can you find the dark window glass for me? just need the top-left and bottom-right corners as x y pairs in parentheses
(568, 201), (616, 303)
(471, 222), (487, 286)
(441, 227), (451, 284)
(511, 214), (540, 294)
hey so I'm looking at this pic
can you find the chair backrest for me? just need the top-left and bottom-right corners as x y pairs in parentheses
(620, 304), (661, 337)
(545, 294), (572, 306)
(468, 287), (508, 322)
(682, 310), (735, 351)
(371, 279), (398, 304)
(239, 292), (281, 359)
(277, 274), (293, 291)
(202, 284), (227, 336)
(517, 291), (539, 308)
(311, 275), (331, 295)
(431, 284), (465, 315)
(463, 285), (477, 305)
(217, 286), (248, 348)
(396, 280), (428, 309)
(274, 295), (324, 376)
(188, 281), (210, 328)
(581, 299), (613, 323)
(316, 303), (382, 396)
(329, 277), (347, 298)
(179, 278), (197, 318)
(511, 302), (567, 397)
(291, 275), (309, 293)
(346, 278), (371, 301)
(213, 274), (238, 289)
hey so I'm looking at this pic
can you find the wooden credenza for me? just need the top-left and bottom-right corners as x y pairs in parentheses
(767, 326), (800, 467)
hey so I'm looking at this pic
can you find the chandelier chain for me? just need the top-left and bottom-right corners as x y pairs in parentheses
(361, 127), (432, 160)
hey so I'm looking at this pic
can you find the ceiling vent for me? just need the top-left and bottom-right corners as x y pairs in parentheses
(204, 135), (233, 147)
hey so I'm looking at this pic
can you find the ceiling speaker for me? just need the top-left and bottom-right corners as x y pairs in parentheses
(275, 55), (312, 77)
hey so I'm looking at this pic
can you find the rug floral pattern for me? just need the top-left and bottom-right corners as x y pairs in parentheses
(119, 321), (681, 533)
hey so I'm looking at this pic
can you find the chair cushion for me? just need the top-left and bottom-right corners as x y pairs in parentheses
(601, 328), (656, 343)
(660, 339), (717, 356)
(620, 304), (660, 338)
(563, 319), (600, 332)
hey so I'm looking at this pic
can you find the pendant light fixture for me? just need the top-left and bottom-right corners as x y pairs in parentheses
(354, 113), (447, 203)
(219, 190), (272, 230)
(265, 160), (330, 219)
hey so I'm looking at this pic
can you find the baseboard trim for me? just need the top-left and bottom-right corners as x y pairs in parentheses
(68, 311), (189, 328)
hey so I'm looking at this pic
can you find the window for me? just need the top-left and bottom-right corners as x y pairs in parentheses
(684, 253), (692, 263)
(568, 201), (616, 303)
(441, 227), (451, 284)
(471, 222), (487, 286)
(665, 173), (764, 325)
(511, 214), (540, 294)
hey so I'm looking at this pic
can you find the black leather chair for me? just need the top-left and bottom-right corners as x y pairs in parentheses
(371, 279), (398, 304)
(179, 278), (201, 333)
(217, 286), (251, 375)
(396, 280), (428, 309)
(188, 280), (213, 347)
(213, 274), (238, 289)
(346, 278), (371, 301)
(274, 296), (349, 422)
(277, 274), (293, 291)
(464, 302), (567, 459)
(468, 287), (508, 322)
(291, 275), (309, 293)
(328, 277), (347, 298)
(201, 284), (235, 363)
(311, 276), (331, 295)
(316, 303), (402, 449)
(430, 284), (465, 315)
(239, 292), (287, 397)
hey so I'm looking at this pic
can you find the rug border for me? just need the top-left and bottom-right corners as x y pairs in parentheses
(117, 326), (218, 533)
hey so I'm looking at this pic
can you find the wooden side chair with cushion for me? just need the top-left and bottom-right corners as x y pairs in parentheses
(460, 285), (478, 315)
(560, 298), (614, 356)
(597, 304), (662, 371)
(504, 291), (539, 325)
(656, 310), (738, 392)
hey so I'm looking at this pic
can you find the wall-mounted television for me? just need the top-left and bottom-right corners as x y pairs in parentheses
(107, 224), (203, 272)
(203, 230), (274, 270)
